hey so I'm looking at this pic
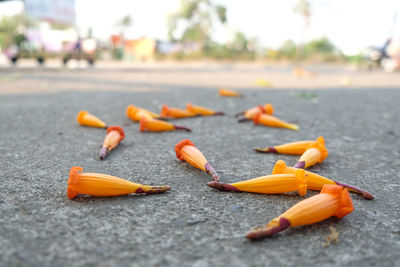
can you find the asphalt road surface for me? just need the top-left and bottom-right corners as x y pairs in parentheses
(0, 65), (399, 266)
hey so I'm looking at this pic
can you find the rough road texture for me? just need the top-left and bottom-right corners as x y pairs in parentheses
(0, 66), (399, 267)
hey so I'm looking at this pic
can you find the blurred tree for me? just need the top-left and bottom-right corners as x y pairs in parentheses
(232, 32), (247, 51)
(306, 37), (335, 54)
(168, 0), (227, 47)
(117, 15), (133, 38)
(279, 40), (297, 59)
(293, 0), (311, 61)
(0, 15), (23, 49)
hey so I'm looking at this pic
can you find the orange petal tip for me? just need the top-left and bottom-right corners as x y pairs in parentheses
(160, 104), (169, 117)
(139, 117), (146, 132)
(272, 160), (287, 174)
(307, 138), (329, 162)
(76, 110), (88, 124)
(68, 166), (83, 199)
(126, 105), (134, 117)
(76, 110), (106, 128)
(107, 125), (125, 141)
(263, 103), (274, 115)
(321, 185), (354, 218)
(218, 88), (242, 97)
(175, 139), (196, 161)
(253, 111), (262, 125)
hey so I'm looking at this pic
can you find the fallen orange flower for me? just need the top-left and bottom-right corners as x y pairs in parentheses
(140, 117), (191, 132)
(186, 103), (224, 116)
(160, 104), (196, 119)
(246, 184), (354, 240)
(254, 136), (324, 154)
(294, 137), (328, 168)
(76, 110), (107, 128)
(253, 111), (298, 131)
(272, 160), (374, 199)
(126, 105), (159, 122)
(67, 166), (171, 199)
(99, 126), (125, 160)
(219, 88), (242, 97)
(175, 139), (219, 182)
(236, 103), (274, 122)
(207, 169), (307, 196)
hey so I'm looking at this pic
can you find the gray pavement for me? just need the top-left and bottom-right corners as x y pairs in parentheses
(0, 68), (400, 267)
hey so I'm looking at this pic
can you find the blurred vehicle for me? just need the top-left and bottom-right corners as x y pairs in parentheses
(2, 26), (97, 66)
(62, 38), (97, 66)
(362, 39), (391, 70)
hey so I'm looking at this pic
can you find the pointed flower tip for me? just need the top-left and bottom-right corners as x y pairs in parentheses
(254, 147), (278, 153)
(99, 147), (107, 160)
(289, 124), (299, 131)
(205, 162), (220, 182)
(246, 217), (291, 240)
(237, 116), (249, 122)
(140, 185), (172, 194)
(334, 180), (374, 200)
(173, 125), (192, 132)
(293, 161), (305, 169)
(207, 181), (239, 191)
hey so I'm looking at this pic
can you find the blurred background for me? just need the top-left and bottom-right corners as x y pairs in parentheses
(1, 0), (400, 72)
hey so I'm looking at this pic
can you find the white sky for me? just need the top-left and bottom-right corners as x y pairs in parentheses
(2, 0), (400, 54)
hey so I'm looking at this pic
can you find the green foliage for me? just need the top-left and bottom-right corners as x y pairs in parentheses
(279, 40), (297, 59)
(168, 0), (227, 46)
(293, 0), (311, 19)
(266, 37), (343, 62)
(305, 37), (335, 54)
(0, 15), (22, 49)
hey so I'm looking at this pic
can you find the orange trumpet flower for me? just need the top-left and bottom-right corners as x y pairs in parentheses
(126, 105), (159, 122)
(160, 104), (196, 119)
(272, 160), (374, 199)
(207, 169), (307, 196)
(254, 136), (324, 154)
(140, 117), (191, 132)
(236, 103), (274, 122)
(67, 166), (171, 199)
(76, 110), (107, 128)
(175, 139), (219, 182)
(294, 137), (328, 168)
(218, 88), (243, 97)
(99, 126), (125, 160)
(253, 111), (298, 131)
(186, 103), (224, 116)
(246, 184), (354, 240)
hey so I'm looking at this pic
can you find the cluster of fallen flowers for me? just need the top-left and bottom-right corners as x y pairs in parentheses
(175, 136), (373, 240)
(70, 88), (374, 241)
